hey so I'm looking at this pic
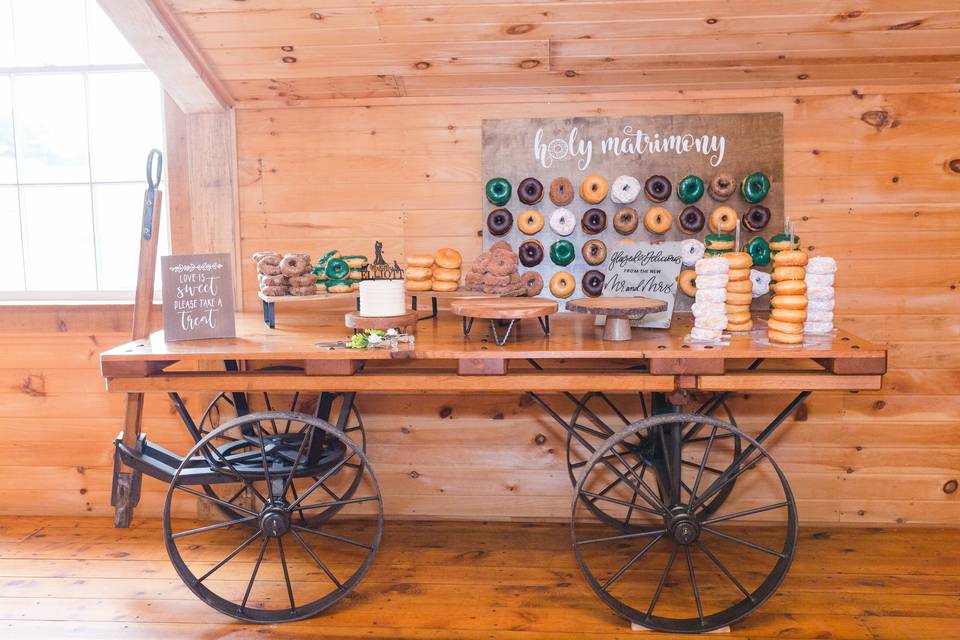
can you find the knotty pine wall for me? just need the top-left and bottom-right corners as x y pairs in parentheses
(2, 85), (957, 525)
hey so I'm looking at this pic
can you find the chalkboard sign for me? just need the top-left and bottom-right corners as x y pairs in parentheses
(161, 253), (236, 341)
(604, 241), (683, 328)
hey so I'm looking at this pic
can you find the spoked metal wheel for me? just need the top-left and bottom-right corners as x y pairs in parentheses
(197, 386), (366, 525)
(566, 393), (743, 529)
(163, 411), (383, 623)
(572, 413), (797, 633)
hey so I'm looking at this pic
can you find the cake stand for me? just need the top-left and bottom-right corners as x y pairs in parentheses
(566, 297), (667, 341)
(450, 298), (558, 346)
(344, 310), (419, 334)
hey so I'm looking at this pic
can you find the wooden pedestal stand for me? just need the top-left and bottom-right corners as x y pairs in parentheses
(344, 310), (419, 334)
(567, 297), (667, 341)
(450, 298), (558, 346)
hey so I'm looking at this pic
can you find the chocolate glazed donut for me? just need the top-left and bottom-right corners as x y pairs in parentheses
(678, 205), (706, 235)
(581, 270), (606, 297)
(581, 239), (607, 266)
(644, 175), (672, 203)
(581, 208), (607, 234)
(742, 205), (771, 232)
(613, 207), (638, 235)
(486, 208), (513, 236)
(518, 177), (544, 205)
(549, 177), (574, 206)
(518, 240), (544, 267)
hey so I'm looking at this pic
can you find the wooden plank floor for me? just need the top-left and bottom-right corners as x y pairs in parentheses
(0, 517), (956, 639)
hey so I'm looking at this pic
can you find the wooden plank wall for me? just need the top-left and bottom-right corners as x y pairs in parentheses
(1, 84), (958, 525)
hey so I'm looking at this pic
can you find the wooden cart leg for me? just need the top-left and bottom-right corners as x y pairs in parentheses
(112, 392), (145, 527)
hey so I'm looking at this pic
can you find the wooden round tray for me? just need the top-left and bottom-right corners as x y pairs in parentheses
(567, 296), (667, 341)
(344, 310), (419, 333)
(450, 297), (557, 320)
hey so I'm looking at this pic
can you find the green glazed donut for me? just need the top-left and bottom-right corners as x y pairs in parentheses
(745, 236), (771, 266)
(705, 248), (732, 256)
(741, 172), (771, 203)
(769, 233), (800, 253)
(324, 257), (350, 280)
(704, 233), (734, 250)
(485, 177), (511, 206)
(549, 239), (575, 266)
(676, 175), (705, 204)
(325, 278), (353, 293)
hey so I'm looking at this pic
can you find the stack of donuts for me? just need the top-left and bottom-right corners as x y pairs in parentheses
(464, 241), (525, 295)
(404, 254), (434, 292)
(723, 251), (754, 332)
(768, 249), (809, 345)
(405, 248), (464, 292)
(254, 252), (317, 296)
(688, 256), (729, 342)
(804, 256), (837, 334)
(313, 251), (363, 294)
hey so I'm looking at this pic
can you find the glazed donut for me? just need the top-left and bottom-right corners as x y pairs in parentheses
(804, 321), (834, 335)
(432, 267), (461, 283)
(678, 270), (698, 297)
(690, 326), (722, 342)
(579, 175), (609, 204)
(257, 254), (283, 276)
(288, 274), (317, 287)
(808, 286), (834, 301)
(727, 279), (752, 294)
(741, 172), (771, 203)
(582, 239), (607, 266)
(549, 208), (576, 236)
(772, 280), (806, 296)
(726, 291), (752, 306)
(258, 273), (286, 287)
(549, 177), (574, 206)
(252, 251), (281, 263)
(643, 175), (671, 203)
(696, 287), (726, 304)
(768, 329), (803, 345)
(695, 256), (730, 275)
(708, 173), (736, 201)
(521, 271), (544, 296)
(772, 266), (805, 281)
(771, 307), (807, 323)
(808, 298), (835, 312)
(709, 206), (738, 233)
(807, 310), (833, 323)
(280, 253), (310, 278)
(745, 236), (771, 267)
(581, 208), (607, 234)
(678, 206), (706, 234)
(581, 270), (606, 297)
(487, 208), (514, 236)
(485, 177), (511, 206)
(727, 268), (750, 282)
(771, 294), (808, 310)
(550, 239), (575, 266)
(705, 233), (735, 252)
(677, 175), (705, 204)
(769, 234), (800, 252)
(773, 250), (808, 267)
(613, 207), (639, 235)
(489, 240), (513, 253)
(345, 268), (362, 281)
(435, 248), (462, 269)
(696, 274), (728, 289)
(488, 250), (517, 276)
(483, 273), (511, 287)
(644, 207), (672, 234)
(324, 257), (350, 280)
(768, 318), (803, 335)
(517, 178), (544, 205)
(289, 284), (318, 296)
(406, 254), (434, 268)
(517, 210), (544, 235)
(727, 309), (752, 324)
(343, 255), (367, 268)
(260, 285), (288, 297)
(743, 205), (771, 232)
(431, 279), (458, 292)
(404, 278), (432, 292)
(326, 278), (353, 293)
(518, 240), (544, 267)
(405, 266), (432, 281)
(610, 175), (641, 204)
(681, 239), (705, 267)
(807, 256), (837, 275)
(727, 320), (753, 333)
(464, 272), (484, 289)
(694, 315), (728, 331)
(550, 272), (576, 298)
(806, 273), (835, 287)
(724, 252), (752, 270)
(750, 269), (771, 297)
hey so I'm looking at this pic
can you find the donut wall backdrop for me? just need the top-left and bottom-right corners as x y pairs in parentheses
(481, 113), (784, 313)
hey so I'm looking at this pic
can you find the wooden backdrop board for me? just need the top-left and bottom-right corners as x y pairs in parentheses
(481, 113), (784, 313)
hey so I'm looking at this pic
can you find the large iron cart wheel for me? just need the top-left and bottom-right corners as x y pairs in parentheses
(572, 413), (797, 634)
(197, 385), (366, 525)
(566, 393), (743, 529)
(163, 411), (383, 623)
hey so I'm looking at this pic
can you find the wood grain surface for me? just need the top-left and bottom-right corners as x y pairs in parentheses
(567, 296), (668, 316)
(450, 297), (558, 320)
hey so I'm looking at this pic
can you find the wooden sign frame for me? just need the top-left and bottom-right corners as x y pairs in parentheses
(161, 253), (236, 341)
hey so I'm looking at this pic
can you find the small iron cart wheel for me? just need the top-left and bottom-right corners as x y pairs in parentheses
(572, 413), (797, 633)
(197, 378), (366, 525)
(163, 411), (383, 623)
(566, 393), (743, 529)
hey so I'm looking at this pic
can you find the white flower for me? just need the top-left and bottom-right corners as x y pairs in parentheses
(367, 333), (383, 345)
(385, 328), (398, 336)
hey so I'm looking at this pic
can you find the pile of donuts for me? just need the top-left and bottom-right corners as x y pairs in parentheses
(464, 240), (528, 295)
(404, 248), (463, 292)
(768, 249), (810, 345)
(804, 256), (837, 335)
(253, 252), (317, 297)
(313, 251), (366, 294)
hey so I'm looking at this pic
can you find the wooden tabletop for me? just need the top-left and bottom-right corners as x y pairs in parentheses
(566, 296), (667, 316)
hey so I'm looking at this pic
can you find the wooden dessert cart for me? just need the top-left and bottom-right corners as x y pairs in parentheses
(101, 312), (885, 633)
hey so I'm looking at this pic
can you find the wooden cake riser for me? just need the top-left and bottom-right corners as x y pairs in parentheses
(345, 310), (419, 334)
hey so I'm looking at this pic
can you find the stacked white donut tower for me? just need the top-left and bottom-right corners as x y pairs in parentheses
(689, 256), (729, 342)
(804, 256), (837, 334)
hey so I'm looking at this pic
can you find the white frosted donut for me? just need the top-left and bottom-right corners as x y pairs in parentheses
(691, 301), (725, 317)
(805, 273), (835, 287)
(803, 321), (834, 334)
(750, 269), (771, 297)
(808, 298), (835, 312)
(694, 314), (728, 331)
(808, 286), (834, 301)
(610, 175), (641, 204)
(695, 274), (728, 289)
(807, 256), (837, 275)
(695, 288), (726, 304)
(690, 326), (722, 342)
(695, 256), (730, 275)
(806, 310), (834, 323)
(549, 208), (576, 236)
(681, 239), (705, 267)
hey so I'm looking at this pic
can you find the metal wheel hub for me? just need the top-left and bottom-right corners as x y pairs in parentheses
(667, 507), (700, 545)
(260, 504), (291, 537)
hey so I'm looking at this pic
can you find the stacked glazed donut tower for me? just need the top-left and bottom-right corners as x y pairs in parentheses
(404, 248), (463, 293)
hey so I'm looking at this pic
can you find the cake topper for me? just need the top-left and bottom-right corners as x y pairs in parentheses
(366, 241), (405, 280)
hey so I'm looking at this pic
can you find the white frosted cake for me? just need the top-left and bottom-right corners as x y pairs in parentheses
(358, 280), (406, 317)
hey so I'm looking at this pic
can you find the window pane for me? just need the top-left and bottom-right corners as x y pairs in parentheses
(0, 186), (24, 290)
(88, 71), (162, 182)
(0, 1), (13, 67)
(93, 182), (144, 291)
(13, 74), (90, 183)
(19, 184), (96, 290)
(0, 76), (15, 183)
(12, 0), (87, 67)
(86, 0), (142, 65)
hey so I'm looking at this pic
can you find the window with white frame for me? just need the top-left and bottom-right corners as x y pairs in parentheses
(0, 0), (168, 301)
